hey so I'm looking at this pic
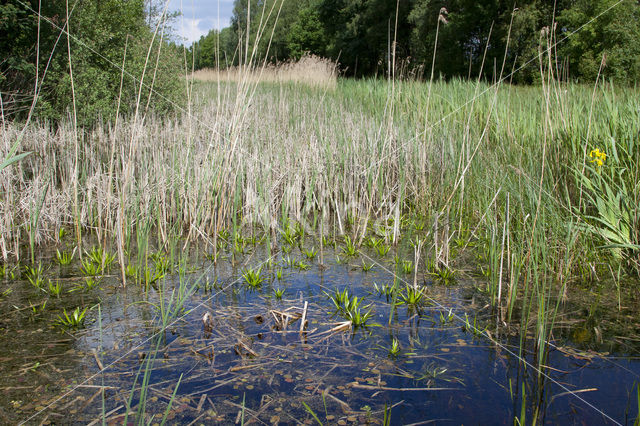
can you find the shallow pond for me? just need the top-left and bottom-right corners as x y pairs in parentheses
(1, 240), (639, 425)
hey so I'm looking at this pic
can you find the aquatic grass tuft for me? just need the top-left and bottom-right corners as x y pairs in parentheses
(80, 258), (101, 276)
(463, 313), (487, 337)
(383, 403), (392, 426)
(303, 247), (317, 260)
(399, 285), (424, 306)
(302, 401), (323, 425)
(375, 243), (391, 257)
(47, 280), (63, 297)
(55, 249), (76, 266)
(24, 263), (45, 289)
(56, 306), (89, 330)
(388, 337), (401, 358)
(242, 266), (265, 289)
(373, 282), (395, 300)
(361, 261), (374, 272)
(342, 235), (358, 256)
(86, 246), (116, 271)
(273, 287), (285, 300)
(326, 287), (374, 327)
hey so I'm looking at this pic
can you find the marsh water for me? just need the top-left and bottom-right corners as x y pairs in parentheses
(1, 238), (639, 425)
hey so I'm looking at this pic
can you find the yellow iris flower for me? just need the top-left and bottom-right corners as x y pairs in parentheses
(589, 148), (606, 167)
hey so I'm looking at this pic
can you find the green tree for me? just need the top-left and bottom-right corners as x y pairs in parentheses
(288, 7), (326, 59)
(1, 0), (182, 125)
(192, 26), (239, 69)
(558, 0), (640, 83)
(318, 0), (413, 76)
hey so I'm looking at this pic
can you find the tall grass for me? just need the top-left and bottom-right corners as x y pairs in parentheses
(3, 75), (638, 267)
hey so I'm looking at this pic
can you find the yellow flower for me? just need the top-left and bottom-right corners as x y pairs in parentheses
(589, 148), (606, 167)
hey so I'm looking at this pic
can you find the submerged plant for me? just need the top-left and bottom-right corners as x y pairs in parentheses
(83, 277), (101, 291)
(125, 264), (138, 279)
(246, 234), (262, 246)
(326, 287), (351, 311)
(280, 224), (298, 246)
(141, 266), (165, 287)
(29, 300), (47, 321)
(419, 362), (449, 381)
(430, 265), (456, 285)
(57, 307), (88, 330)
(282, 255), (295, 268)
(294, 260), (310, 271)
(242, 267), (264, 288)
(346, 302), (374, 327)
(218, 229), (230, 242)
(153, 255), (172, 275)
(233, 235), (246, 254)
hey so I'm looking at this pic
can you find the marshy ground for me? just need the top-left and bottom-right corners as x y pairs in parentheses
(1, 75), (640, 424)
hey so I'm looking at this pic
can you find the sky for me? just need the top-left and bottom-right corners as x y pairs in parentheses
(169, 0), (235, 45)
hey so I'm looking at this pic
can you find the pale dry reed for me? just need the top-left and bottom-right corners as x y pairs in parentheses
(192, 55), (338, 89)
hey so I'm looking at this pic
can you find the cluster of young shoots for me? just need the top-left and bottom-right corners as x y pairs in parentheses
(242, 266), (265, 289)
(326, 287), (374, 328)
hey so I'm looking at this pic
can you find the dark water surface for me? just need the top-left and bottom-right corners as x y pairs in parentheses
(1, 243), (639, 425)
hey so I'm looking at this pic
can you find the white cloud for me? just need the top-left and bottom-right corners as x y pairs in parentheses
(169, 0), (234, 44)
(178, 18), (209, 44)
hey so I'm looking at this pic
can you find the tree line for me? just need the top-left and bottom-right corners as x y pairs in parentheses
(1, 0), (638, 126)
(191, 0), (640, 84)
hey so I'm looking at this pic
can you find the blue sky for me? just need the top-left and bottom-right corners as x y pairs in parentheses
(169, 0), (234, 44)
